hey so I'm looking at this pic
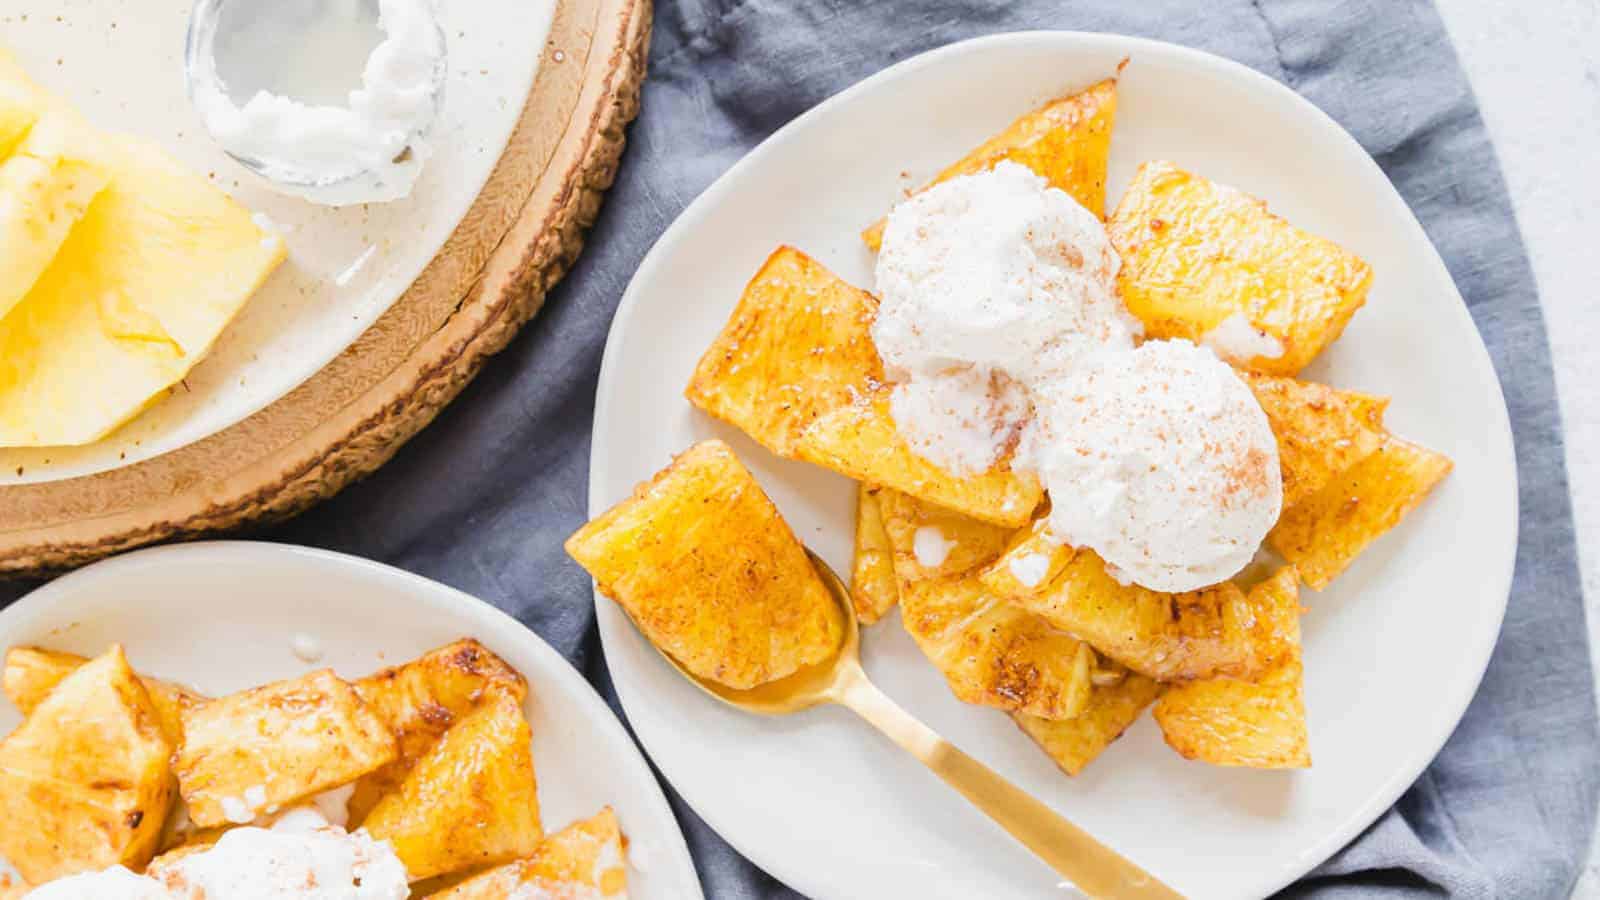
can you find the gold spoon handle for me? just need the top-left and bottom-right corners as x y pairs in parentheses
(837, 671), (1185, 899)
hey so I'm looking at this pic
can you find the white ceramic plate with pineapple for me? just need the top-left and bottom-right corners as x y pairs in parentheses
(0, 541), (704, 898)
(587, 31), (1517, 900)
(0, 0), (553, 483)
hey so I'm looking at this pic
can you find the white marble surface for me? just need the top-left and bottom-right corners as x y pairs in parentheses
(1433, 0), (1600, 894)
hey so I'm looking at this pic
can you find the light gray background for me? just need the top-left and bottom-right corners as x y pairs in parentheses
(1431, 0), (1600, 893)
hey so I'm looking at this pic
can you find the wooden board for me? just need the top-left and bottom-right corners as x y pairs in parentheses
(0, 0), (652, 574)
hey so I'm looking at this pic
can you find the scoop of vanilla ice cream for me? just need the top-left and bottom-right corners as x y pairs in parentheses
(886, 367), (1031, 475)
(161, 807), (408, 900)
(874, 161), (1135, 382)
(22, 867), (169, 900)
(1023, 340), (1283, 592)
(23, 807), (408, 900)
(871, 161), (1137, 474)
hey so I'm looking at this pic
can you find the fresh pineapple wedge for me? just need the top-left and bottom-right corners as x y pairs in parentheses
(0, 51), (285, 447)
(0, 78), (36, 162)
(0, 122), (109, 323)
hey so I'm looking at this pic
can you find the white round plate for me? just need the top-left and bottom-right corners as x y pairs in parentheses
(589, 32), (1517, 900)
(0, 542), (704, 900)
(0, 0), (554, 483)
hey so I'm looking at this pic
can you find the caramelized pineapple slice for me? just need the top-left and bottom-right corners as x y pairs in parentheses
(363, 693), (542, 882)
(566, 440), (843, 690)
(851, 485), (899, 624)
(430, 808), (628, 899)
(863, 78), (1117, 247)
(980, 544), (1262, 682)
(1107, 160), (1372, 375)
(978, 525), (1072, 599)
(4, 646), (206, 746)
(876, 486), (1017, 582)
(1270, 438), (1452, 589)
(879, 489), (1092, 721)
(1243, 371), (1390, 510)
(0, 646), (174, 884)
(1014, 665), (1164, 776)
(685, 246), (1042, 527)
(175, 669), (396, 829)
(349, 639), (528, 824)
(1155, 567), (1310, 768)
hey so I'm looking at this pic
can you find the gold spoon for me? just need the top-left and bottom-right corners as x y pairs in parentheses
(651, 549), (1185, 899)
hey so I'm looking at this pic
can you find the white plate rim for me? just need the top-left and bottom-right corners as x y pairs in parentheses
(0, 540), (705, 900)
(588, 30), (1518, 900)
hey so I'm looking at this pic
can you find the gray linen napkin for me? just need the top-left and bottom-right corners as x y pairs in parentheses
(4, 1), (1592, 897)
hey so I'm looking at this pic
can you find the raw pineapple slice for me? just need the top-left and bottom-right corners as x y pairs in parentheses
(1107, 160), (1372, 375)
(863, 78), (1117, 247)
(0, 55), (284, 447)
(0, 135), (108, 322)
(0, 78), (34, 159)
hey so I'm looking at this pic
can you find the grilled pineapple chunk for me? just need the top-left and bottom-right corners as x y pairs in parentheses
(685, 246), (1042, 527)
(363, 692), (542, 882)
(863, 78), (1117, 247)
(431, 808), (628, 899)
(0, 59), (284, 447)
(980, 544), (1262, 682)
(1270, 438), (1452, 589)
(175, 669), (396, 829)
(876, 486), (1017, 583)
(4, 646), (206, 746)
(0, 646), (174, 884)
(1155, 567), (1310, 768)
(0, 128), (109, 322)
(1107, 160), (1372, 375)
(879, 488), (1092, 721)
(979, 525), (1072, 600)
(1014, 666), (1164, 776)
(567, 440), (843, 690)
(851, 485), (899, 624)
(1244, 372), (1389, 510)
(348, 639), (527, 825)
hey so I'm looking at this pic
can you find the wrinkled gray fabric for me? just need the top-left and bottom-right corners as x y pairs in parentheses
(3, 1), (1593, 897)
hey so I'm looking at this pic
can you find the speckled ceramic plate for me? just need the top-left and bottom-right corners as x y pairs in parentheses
(0, 0), (553, 482)
(589, 31), (1517, 900)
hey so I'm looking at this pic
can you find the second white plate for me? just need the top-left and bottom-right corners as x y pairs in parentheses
(0, 542), (704, 900)
(588, 31), (1517, 900)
